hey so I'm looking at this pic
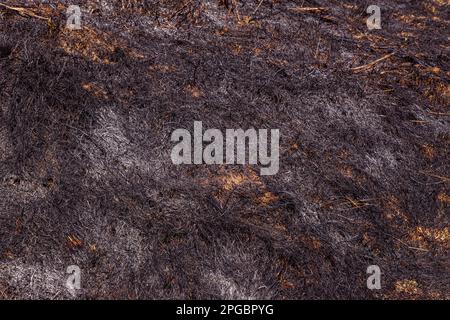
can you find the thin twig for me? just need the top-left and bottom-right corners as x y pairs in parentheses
(351, 52), (395, 72)
(291, 7), (328, 13)
(0, 2), (49, 21)
(419, 171), (450, 183)
(427, 111), (450, 116)
(253, 0), (264, 15)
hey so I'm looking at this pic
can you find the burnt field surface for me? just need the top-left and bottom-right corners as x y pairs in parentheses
(0, 0), (449, 299)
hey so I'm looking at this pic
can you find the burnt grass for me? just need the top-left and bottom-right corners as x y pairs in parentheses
(0, 0), (449, 299)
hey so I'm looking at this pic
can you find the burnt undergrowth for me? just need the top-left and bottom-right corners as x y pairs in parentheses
(0, 0), (448, 299)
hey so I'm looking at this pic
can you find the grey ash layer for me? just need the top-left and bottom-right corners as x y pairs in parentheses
(0, 0), (448, 299)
